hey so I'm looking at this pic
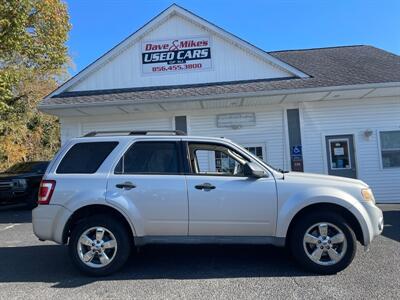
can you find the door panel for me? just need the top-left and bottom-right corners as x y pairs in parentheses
(187, 175), (277, 236)
(106, 174), (188, 236)
(106, 140), (188, 236)
(325, 134), (357, 178)
(186, 141), (277, 236)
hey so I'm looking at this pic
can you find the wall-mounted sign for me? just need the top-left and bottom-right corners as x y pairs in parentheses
(333, 147), (344, 156)
(291, 145), (302, 156)
(141, 36), (212, 74)
(291, 145), (304, 172)
(291, 155), (304, 172)
(216, 113), (256, 129)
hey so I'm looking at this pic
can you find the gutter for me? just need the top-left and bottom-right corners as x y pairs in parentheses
(38, 81), (400, 111)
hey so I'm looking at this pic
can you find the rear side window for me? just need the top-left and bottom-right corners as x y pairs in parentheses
(57, 142), (118, 174)
(115, 141), (181, 174)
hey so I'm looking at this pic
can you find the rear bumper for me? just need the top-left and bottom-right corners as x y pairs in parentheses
(32, 204), (72, 244)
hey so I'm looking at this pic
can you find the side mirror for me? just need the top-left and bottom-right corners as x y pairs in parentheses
(243, 162), (267, 178)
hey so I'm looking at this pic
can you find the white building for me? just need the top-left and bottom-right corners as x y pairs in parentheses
(40, 4), (400, 203)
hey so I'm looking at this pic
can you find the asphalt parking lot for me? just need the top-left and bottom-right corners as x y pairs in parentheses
(0, 205), (398, 299)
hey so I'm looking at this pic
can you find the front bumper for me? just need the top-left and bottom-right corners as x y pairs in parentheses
(361, 202), (384, 248)
(0, 190), (29, 205)
(32, 204), (72, 244)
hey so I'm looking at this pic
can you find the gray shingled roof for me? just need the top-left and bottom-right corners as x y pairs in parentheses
(41, 45), (400, 107)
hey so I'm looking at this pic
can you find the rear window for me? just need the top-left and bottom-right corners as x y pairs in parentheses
(115, 141), (181, 174)
(57, 142), (118, 174)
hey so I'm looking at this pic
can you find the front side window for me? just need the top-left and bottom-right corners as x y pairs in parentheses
(188, 143), (248, 176)
(57, 142), (118, 174)
(115, 141), (180, 174)
(380, 130), (400, 168)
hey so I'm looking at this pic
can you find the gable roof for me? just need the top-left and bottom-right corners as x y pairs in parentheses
(46, 4), (308, 99)
(40, 45), (400, 108)
(270, 45), (400, 87)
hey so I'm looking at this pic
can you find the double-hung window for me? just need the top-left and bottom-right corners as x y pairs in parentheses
(380, 130), (400, 168)
(244, 145), (266, 161)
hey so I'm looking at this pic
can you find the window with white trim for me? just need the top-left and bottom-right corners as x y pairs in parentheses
(244, 145), (265, 161)
(380, 130), (400, 168)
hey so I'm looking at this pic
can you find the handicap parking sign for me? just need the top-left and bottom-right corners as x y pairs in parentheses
(292, 145), (302, 156)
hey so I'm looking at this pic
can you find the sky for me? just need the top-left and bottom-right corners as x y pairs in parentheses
(65, 0), (400, 75)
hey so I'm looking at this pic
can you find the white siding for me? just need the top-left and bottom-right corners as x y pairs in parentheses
(195, 150), (215, 172)
(69, 15), (290, 92)
(60, 115), (173, 144)
(189, 107), (287, 169)
(301, 97), (400, 203)
(81, 117), (172, 135)
(60, 119), (82, 145)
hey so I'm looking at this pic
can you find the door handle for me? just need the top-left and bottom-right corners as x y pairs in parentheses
(195, 183), (216, 191)
(116, 181), (136, 190)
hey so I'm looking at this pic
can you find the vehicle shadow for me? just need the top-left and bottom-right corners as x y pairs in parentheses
(0, 209), (31, 224)
(0, 244), (310, 288)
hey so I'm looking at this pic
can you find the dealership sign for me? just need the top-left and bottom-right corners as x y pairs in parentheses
(141, 37), (212, 74)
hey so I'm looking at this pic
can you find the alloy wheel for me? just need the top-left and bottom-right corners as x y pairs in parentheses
(303, 222), (347, 266)
(77, 226), (118, 268)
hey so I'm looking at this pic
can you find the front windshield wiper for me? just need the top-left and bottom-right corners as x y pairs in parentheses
(277, 168), (289, 174)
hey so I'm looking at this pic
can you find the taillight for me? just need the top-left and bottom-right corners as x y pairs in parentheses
(38, 180), (56, 205)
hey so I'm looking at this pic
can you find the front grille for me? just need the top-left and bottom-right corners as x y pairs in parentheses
(0, 181), (13, 191)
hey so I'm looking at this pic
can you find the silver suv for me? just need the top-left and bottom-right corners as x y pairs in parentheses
(33, 130), (383, 276)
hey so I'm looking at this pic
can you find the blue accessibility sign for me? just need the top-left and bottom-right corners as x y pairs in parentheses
(292, 145), (302, 156)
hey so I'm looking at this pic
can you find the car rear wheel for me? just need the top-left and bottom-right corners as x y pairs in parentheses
(290, 211), (357, 274)
(69, 215), (132, 276)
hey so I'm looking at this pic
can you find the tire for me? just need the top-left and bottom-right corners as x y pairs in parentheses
(290, 211), (356, 274)
(69, 215), (132, 276)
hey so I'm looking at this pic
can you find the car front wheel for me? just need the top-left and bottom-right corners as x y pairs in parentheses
(69, 215), (132, 276)
(290, 211), (357, 274)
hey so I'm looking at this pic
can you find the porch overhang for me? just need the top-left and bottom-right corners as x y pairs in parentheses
(38, 82), (400, 117)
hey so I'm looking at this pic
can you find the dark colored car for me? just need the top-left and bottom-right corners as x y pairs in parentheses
(0, 161), (49, 208)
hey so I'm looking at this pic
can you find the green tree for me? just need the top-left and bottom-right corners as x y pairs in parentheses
(0, 0), (71, 170)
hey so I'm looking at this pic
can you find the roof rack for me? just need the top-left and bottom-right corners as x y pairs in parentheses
(83, 130), (186, 137)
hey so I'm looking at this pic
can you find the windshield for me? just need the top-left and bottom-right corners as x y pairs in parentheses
(5, 162), (49, 174)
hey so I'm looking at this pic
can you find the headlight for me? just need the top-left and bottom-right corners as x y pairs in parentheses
(12, 179), (27, 190)
(361, 188), (375, 203)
